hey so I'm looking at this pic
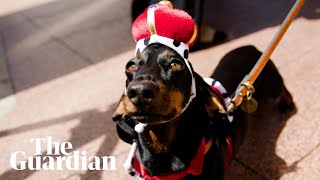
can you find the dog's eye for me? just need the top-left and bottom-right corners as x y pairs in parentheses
(127, 62), (138, 71)
(170, 62), (182, 70)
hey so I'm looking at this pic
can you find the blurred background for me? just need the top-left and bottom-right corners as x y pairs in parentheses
(0, 0), (319, 179)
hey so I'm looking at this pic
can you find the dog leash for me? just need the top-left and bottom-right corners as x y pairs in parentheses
(228, 0), (305, 113)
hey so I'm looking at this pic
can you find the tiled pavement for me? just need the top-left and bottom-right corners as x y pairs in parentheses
(0, 0), (319, 179)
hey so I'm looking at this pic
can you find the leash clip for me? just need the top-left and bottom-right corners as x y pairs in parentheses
(241, 81), (255, 95)
(240, 81), (258, 113)
(227, 80), (256, 113)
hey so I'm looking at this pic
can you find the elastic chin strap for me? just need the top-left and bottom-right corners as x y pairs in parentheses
(129, 35), (196, 133)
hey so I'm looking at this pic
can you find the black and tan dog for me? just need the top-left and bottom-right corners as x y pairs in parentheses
(112, 45), (295, 179)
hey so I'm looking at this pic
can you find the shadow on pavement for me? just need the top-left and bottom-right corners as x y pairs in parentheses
(227, 99), (298, 179)
(0, 103), (119, 180)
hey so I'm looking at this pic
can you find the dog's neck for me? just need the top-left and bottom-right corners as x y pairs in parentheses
(135, 100), (209, 176)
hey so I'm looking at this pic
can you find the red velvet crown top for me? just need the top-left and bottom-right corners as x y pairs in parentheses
(132, 3), (198, 47)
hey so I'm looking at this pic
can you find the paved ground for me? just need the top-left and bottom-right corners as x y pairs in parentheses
(0, 0), (319, 179)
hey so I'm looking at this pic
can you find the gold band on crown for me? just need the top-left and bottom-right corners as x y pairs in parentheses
(187, 24), (198, 46)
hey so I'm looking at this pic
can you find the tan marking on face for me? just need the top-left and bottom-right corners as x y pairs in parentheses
(136, 51), (143, 59)
(150, 84), (184, 117)
(113, 97), (126, 117)
(122, 95), (137, 115)
(167, 90), (184, 114)
(162, 50), (172, 59)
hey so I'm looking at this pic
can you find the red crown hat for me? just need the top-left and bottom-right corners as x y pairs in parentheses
(132, 1), (198, 66)
(132, 2), (198, 47)
(131, 1), (198, 71)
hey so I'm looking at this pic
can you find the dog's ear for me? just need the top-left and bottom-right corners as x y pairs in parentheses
(193, 72), (226, 118)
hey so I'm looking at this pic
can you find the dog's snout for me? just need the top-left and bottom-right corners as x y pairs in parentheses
(127, 80), (158, 106)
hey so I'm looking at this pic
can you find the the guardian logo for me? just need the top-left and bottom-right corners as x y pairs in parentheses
(10, 136), (116, 170)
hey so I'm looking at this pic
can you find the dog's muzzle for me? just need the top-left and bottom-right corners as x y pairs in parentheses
(127, 77), (159, 107)
(128, 35), (197, 133)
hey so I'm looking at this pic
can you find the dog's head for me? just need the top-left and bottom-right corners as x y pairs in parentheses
(114, 43), (194, 125)
(112, 3), (229, 147)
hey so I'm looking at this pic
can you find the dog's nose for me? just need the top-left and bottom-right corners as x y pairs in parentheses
(127, 80), (158, 106)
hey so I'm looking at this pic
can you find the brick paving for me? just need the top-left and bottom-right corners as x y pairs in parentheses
(0, 0), (319, 179)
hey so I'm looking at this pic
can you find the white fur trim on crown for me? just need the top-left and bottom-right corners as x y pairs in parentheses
(136, 35), (190, 65)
